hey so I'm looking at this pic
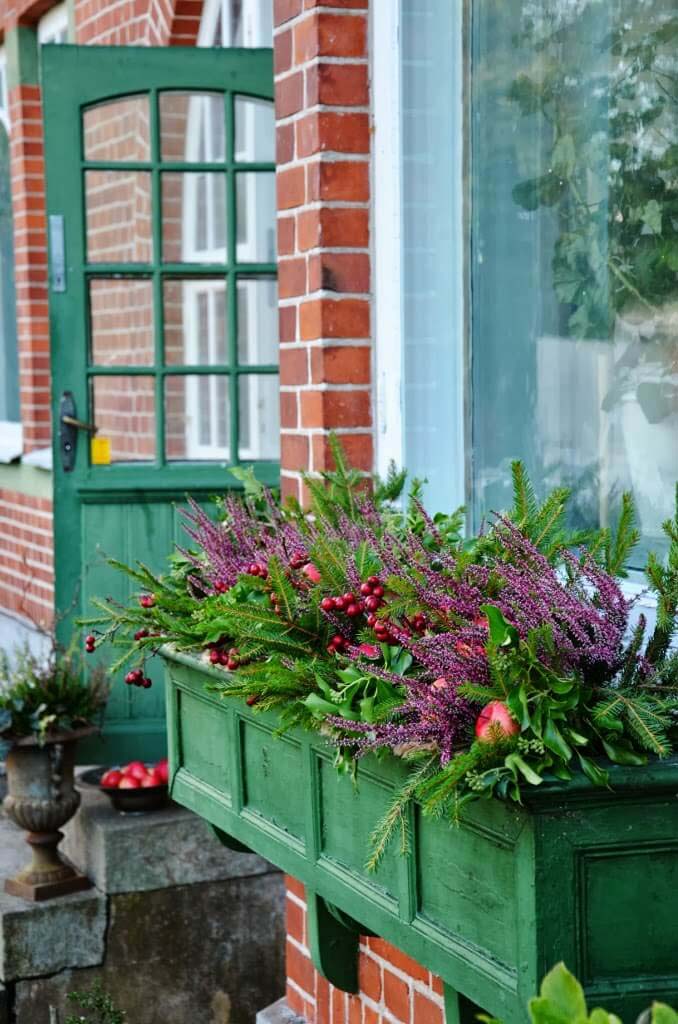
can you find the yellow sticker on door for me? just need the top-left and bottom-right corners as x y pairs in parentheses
(91, 437), (112, 465)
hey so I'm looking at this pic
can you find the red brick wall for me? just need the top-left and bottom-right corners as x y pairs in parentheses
(0, 489), (53, 625)
(274, 0), (373, 503)
(286, 880), (446, 1024)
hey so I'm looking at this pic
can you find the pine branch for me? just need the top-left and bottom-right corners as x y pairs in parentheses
(366, 754), (437, 872)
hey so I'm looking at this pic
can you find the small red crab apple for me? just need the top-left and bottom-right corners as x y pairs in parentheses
(475, 700), (520, 742)
(139, 593), (155, 609)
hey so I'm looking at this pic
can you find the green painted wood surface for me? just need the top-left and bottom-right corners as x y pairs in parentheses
(42, 45), (276, 762)
(164, 650), (678, 1022)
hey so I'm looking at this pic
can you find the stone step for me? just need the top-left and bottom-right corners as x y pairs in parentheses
(257, 996), (307, 1024)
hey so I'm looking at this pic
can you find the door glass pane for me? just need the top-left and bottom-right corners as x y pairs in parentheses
(89, 278), (154, 366)
(238, 374), (279, 459)
(163, 278), (228, 365)
(237, 277), (278, 364)
(159, 92), (225, 163)
(235, 96), (275, 162)
(236, 172), (276, 262)
(469, 0), (678, 562)
(165, 375), (230, 459)
(85, 171), (152, 264)
(162, 172), (227, 263)
(92, 376), (156, 462)
(83, 95), (151, 162)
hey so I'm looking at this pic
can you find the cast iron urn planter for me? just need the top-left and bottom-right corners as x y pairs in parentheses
(3, 726), (94, 900)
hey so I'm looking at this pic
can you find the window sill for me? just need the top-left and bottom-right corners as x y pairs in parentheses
(0, 422), (22, 463)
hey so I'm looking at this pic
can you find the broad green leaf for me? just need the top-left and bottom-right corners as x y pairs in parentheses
(577, 752), (609, 787)
(535, 963), (587, 1023)
(505, 753), (543, 786)
(652, 1004), (678, 1024)
(601, 738), (647, 767)
(543, 719), (573, 762)
(641, 199), (662, 235)
(481, 605), (518, 648)
(589, 1009), (622, 1024)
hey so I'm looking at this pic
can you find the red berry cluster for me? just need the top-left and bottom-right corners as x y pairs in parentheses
(327, 633), (350, 656)
(213, 580), (229, 594)
(288, 551), (308, 571)
(247, 563), (268, 579)
(139, 594), (155, 609)
(84, 634), (96, 654)
(407, 612), (427, 633)
(208, 644), (242, 671)
(134, 629), (149, 641)
(125, 669), (152, 689)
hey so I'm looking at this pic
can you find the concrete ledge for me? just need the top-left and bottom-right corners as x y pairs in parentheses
(0, 816), (106, 982)
(63, 782), (275, 894)
(257, 997), (306, 1024)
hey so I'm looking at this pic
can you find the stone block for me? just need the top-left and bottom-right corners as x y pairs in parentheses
(257, 996), (307, 1024)
(14, 873), (286, 1024)
(63, 785), (275, 894)
(0, 816), (106, 983)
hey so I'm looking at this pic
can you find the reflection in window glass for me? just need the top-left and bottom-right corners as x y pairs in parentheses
(90, 278), (154, 366)
(468, 0), (677, 560)
(237, 277), (278, 365)
(236, 172), (276, 263)
(163, 279), (227, 365)
(85, 171), (152, 263)
(238, 374), (280, 460)
(83, 96), (150, 162)
(235, 96), (275, 162)
(159, 92), (225, 163)
(162, 172), (227, 263)
(165, 374), (230, 460)
(92, 376), (156, 462)
(198, 0), (273, 48)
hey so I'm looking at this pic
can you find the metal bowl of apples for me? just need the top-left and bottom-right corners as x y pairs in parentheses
(80, 759), (170, 813)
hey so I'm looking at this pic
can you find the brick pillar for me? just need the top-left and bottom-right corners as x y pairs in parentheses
(285, 880), (446, 1024)
(274, 0), (373, 503)
(7, 26), (50, 454)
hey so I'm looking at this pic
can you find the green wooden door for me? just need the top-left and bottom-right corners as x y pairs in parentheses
(42, 45), (277, 762)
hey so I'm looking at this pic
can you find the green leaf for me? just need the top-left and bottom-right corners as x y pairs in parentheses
(576, 752), (609, 788)
(481, 605), (518, 648)
(652, 1004), (678, 1024)
(529, 963), (587, 1024)
(505, 753), (543, 786)
(641, 199), (662, 235)
(543, 719), (573, 762)
(600, 737), (647, 767)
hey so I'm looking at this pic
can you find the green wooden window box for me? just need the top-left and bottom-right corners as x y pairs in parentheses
(164, 649), (678, 1023)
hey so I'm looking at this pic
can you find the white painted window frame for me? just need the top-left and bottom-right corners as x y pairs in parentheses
(0, 44), (21, 460)
(372, 2), (465, 510)
(37, 3), (69, 45)
(197, 0), (272, 48)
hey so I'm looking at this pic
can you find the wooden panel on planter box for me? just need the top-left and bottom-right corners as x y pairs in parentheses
(241, 720), (306, 843)
(415, 802), (522, 968)
(178, 688), (231, 796)
(317, 754), (400, 901)
(581, 842), (678, 979)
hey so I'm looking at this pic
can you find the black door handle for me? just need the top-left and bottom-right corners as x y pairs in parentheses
(59, 391), (97, 471)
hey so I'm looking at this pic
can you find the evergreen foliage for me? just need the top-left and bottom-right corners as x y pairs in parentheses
(83, 437), (678, 865)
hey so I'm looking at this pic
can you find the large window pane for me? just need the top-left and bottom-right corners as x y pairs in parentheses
(469, 1), (678, 560)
